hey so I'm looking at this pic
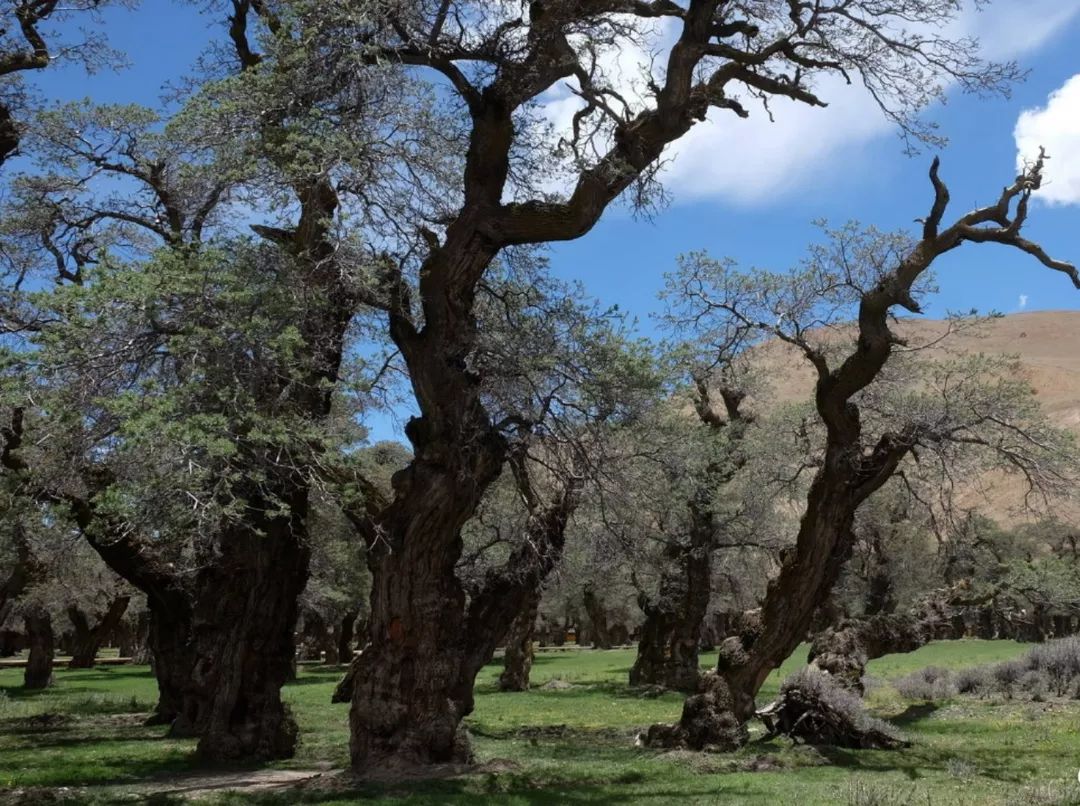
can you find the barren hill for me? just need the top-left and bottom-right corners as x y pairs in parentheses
(758, 310), (1080, 526)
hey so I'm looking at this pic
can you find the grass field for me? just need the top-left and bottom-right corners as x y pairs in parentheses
(3, 640), (1080, 804)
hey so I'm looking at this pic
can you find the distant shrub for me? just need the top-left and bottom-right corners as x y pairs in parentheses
(935, 638), (1080, 703)
(1025, 637), (1080, 696)
(992, 659), (1026, 699)
(893, 666), (957, 701)
(1020, 670), (1049, 702)
(954, 666), (991, 696)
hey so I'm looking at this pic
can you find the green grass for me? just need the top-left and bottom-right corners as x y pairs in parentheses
(3, 640), (1080, 804)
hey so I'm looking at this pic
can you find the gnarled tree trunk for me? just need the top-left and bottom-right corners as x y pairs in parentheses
(630, 519), (712, 693)
(582, 585), (612, 649)
(349, 430), (577, 768)
(647, 460), (867, 750)
(67, 596), (130, 669)
(23, 609), (55, 690)
(181, 510), (310, 762)
(499, 590), (540, 692)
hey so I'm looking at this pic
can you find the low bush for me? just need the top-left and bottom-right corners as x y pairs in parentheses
(892, 665), (957, 701)
(1026, 637), (1080, 696)
(954, 665), (991, 696)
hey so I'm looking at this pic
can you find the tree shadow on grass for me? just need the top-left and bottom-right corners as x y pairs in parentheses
(891, 702), (939, 726)
(814, 743), (1036, 785)
(135, 771), (765, 806)
(0, 684), (100, 699)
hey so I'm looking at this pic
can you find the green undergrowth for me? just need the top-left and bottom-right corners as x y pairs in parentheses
(4, 640), (1079, 805)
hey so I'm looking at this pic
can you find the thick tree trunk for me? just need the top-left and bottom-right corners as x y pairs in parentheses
(647, 465), (864, 750)
(337, 609), (360, 665)
(582, 585), (612, 649)
(349, 452), (501, 768)
(80, 497), (309, 762)
(349, 438), (576, 769)
(144, 597), (197, 729)
(23, 609), (55, 690)
(67, 596), (130, 669)
(630, 524), (712, 693)
(181, 513), (310, 762)
(498, 591), (540, 692)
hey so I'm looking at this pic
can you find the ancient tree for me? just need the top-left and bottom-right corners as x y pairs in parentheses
(330, 0), (1022, 769)
(646, 154), (1077, 750)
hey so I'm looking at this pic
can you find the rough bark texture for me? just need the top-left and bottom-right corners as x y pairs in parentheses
(182, 511), (310, 761)
(67, 596), (130, 669)
(630, 532), (712, 693)
(23, 609), (55, 690)
(643, 672), (748, 751)
(498, 592), (540, 692)
(349, 448), (579, 768)
(808, 587), (997, 692)
(809, 610), (943, 693)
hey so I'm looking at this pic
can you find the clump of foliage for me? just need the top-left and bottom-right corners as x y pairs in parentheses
(892, 666), (958, 701)
(897, 637), (1080, 702)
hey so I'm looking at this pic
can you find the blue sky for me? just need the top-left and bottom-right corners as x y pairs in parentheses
(23, 1), (1080, 440)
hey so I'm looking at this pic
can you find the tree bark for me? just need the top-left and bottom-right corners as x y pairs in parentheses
(630, 526), (712, 693)
(582, 585), (612, 649)
(23, 609), (55, 690)
(349, 435), (577, 768)
(809, 612), (938, 693)
(337, 609), (360, 665)
(67, 596), (130, 669)
(349, 451), (503, 768)
(180, 512), (310, 761)
(144, 596), (196, 729)
(498, 591), (539, 692)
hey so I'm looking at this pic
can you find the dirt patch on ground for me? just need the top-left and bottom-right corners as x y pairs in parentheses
(3, 769), (341, 802)
(129, 767), (335, 800)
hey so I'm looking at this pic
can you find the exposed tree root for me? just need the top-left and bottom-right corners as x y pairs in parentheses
(757, 669), (907, 750)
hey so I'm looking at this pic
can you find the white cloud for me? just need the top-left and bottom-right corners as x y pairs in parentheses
(1014, 73), (1080, 206)
(959, 0), (1080, 60)
(661, 75), (887, 205)
(1019, 293), (1029, 309)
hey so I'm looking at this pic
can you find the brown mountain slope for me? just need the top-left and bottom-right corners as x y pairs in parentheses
(756, 310), (1080, 526)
